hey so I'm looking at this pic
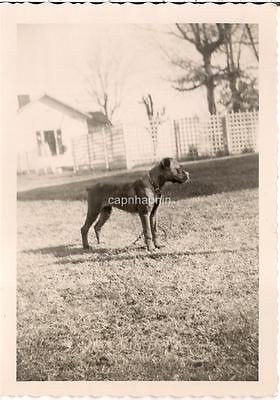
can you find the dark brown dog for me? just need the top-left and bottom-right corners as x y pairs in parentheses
(81, 157), (190, 251)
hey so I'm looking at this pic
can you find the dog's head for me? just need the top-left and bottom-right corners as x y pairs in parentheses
(160, 157), (190, 183)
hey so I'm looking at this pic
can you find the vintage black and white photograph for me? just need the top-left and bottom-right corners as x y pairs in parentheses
(15, 19), (261, 382)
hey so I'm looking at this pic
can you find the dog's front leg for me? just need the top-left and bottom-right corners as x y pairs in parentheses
(139, 212), (155, 252)
(150, 202), (162, 248)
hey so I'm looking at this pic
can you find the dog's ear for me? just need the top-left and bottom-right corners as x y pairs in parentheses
(160, 157), (171, 169)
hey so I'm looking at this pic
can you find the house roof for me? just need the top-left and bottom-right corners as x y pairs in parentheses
(18, 93), (92, 119)
(18, 93), (111, 127)
(87, 111), (111, 127)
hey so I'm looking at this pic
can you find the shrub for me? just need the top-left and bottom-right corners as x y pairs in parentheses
(242, 146), (255, 154)
(216, 148), (229, 158)
(187, 145), (199, 160)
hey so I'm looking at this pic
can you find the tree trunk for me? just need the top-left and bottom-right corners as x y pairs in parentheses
(204, 54), (216, 115)
(226, 27), (241, 112)
(103, 93), (111, 124)
(206, 80), (216, 114)
(229, 79), (240, 112)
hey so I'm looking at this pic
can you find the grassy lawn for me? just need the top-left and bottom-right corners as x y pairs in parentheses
(17, 154), (259, 381)
(18, 154), (258, 201)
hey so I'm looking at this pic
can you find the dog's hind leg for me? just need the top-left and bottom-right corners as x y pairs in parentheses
(81, 210), (99, 249)
(150, 202), (162, 248)
(139, 212), (154, 252)
(94, 206), (112, 244)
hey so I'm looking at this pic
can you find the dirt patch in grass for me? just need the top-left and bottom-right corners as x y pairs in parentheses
(17, 186), (258, 381)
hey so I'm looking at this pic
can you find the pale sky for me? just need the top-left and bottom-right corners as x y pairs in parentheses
(17, 24), (257, 124)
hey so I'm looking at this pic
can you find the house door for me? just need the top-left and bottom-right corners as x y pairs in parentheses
(44, 131), (57, 156)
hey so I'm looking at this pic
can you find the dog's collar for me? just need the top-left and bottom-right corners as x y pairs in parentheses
(148, 173), (162, 196)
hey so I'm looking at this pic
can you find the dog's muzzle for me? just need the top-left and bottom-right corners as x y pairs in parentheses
(174, 171), (190, 183)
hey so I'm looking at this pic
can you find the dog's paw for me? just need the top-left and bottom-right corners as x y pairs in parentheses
(145, 239), (155, 252)
(154, 243), (165, 249)
(83, 245), (92, 251)
(146, 246), (156, 253)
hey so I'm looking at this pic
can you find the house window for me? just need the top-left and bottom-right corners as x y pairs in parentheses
(56, 129), (66, 154)
(36, 131), (42, 156)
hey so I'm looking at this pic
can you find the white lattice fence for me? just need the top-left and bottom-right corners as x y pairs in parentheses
(124, 120), (177, 168)
(173, 116), (200, 158)
(172, 111), (258, 159)
(173, 114), (225, 158)
(72, 125), (127, 171)
(104, 125), (127, 169)
(72, 131), (106, 170)
(20, 111), (258, 174)
(226, 110), (258, 154)
(123, 124), (154, 167)
(199, 114), (225, 156)
(123, 111), (258, 169)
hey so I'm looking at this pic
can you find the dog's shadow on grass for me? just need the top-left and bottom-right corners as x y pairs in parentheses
(21, 244), (102, 258)
(22, 243), (257, 265)
(22, 243), (146, 259)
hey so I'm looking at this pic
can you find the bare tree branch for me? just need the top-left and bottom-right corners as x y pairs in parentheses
(173, 81), (204, 92)
(175, 23), (197, 46)
(245, 24), (259, 62)
(82, 52), (127, 123)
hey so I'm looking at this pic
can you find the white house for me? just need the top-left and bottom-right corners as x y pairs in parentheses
(17, 93), (109, 173)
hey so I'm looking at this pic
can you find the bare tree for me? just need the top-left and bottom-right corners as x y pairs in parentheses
(217, 24), (259, 112)
(167, 24), (227, 114)
(84, 51), (127, 124)
(141, 94), (154, 121)
(141, 94), (165, 160)
(164, 23), (258, 114)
